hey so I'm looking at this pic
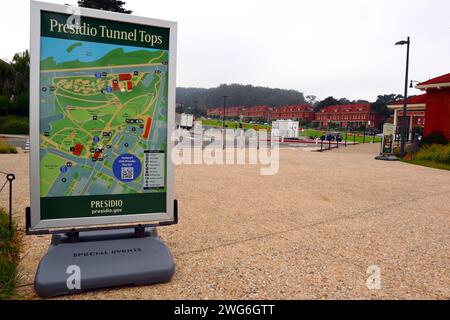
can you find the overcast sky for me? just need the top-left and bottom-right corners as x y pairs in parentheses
(1, 0), (449, 101)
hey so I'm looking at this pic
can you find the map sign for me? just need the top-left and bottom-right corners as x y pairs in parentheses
(382, 123), (395, 155)
(29, 2), (176, 231)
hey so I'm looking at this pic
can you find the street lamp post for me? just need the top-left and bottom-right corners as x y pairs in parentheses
(222, 96), (229, 129)
(194, 100), (199, 112)
(395, 36), (410, 158)
(178, 102), (185, 114)
(222, 96), (229, 150)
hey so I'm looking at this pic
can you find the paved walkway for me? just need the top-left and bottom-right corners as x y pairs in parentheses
(0, 144), (449, 299)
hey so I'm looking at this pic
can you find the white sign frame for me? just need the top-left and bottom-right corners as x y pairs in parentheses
(29, 1), (177, 232)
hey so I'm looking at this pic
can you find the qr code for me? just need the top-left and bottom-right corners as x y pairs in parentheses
(121, 167), (134, 180)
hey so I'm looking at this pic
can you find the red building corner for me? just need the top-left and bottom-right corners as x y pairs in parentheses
(416, 73), (450, 140)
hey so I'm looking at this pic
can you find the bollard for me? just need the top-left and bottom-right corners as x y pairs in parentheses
(328, 140), (331, 151)
(6, 174), (15, 235)
(412, 133), (420, 160)
(320, 140), (323, 152)
(345, 128), (348, 147)
(363, 131), (366, 144)
(353, 133), (356, 145)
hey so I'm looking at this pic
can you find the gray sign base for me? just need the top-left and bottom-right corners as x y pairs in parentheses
(34, 228), (175, 298)
(375, 155), (400, 161)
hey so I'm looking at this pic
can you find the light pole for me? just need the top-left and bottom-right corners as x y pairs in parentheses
(178, 102), (185, 114)
(395, 36), (410, 158)
(222, 96), (229, 129)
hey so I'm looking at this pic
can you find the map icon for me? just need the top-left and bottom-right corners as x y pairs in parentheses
(113, 154), (142, 182)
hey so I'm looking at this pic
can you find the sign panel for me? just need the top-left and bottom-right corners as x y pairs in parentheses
(29, 1), (177, 231)
(381, 123), (395, 155)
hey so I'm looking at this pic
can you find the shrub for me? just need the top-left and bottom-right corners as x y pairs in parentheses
(0, 209), (21, 300)
(0, 139), (17, 154)
(0, 116), (29, 135)
(420, 131), (449, 146)
(414, 144), (450, 165)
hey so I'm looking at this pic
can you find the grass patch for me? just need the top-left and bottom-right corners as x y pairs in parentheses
(0, 139), (18, 154)
(0, 116), (29, 135)
(0, 209), (21, 300)
(403, 159), (450, 171)
(198, 118), (271, 130)
(403, 144), (450, 171)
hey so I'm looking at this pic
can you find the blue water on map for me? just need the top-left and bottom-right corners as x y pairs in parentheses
(40, 37), (160, 63)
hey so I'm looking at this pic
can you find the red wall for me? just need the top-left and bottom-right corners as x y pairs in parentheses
(424, 88), (450, 139)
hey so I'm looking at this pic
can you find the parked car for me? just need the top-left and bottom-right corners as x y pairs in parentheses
(322, 132), (343, 142)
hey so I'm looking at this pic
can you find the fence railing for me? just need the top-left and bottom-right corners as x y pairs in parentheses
(318, 129), (381, 152)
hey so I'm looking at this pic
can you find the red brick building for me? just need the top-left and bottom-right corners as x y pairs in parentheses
(315, 104), (382, 129)
(207, 106), (243, 117)
(241, 106), (272, 120)
(207, 105), (315, 122)
(206, 107), (221, 117)
(416, 73), (450, 140)
(270, 105), (315, 122)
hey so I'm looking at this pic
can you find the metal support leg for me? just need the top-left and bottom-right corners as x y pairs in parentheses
(135, 226), (146, 238)
(66, 231), (80, 243)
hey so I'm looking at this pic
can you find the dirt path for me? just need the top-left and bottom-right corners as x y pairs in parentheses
(1, 144), (449, 300)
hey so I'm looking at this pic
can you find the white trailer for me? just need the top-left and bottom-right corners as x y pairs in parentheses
(176, 113), (194, 129)
(271, 120), (299, 139)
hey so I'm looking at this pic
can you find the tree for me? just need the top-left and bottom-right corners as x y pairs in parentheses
(78, 0), (132, 14)
(176, 84), (306, 112)
(12, 51), (29, 95)
(338, 97), (351, 105)
(315, 96), (341, 111)
(306, 95), (317, 105)
(370, 94), (402, 119)
(0, 51), (30, 117)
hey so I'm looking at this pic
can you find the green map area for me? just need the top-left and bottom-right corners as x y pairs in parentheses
(39, 37), (169, 198)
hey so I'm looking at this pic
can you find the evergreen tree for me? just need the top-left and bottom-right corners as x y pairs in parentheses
(78, 0), (132, 14)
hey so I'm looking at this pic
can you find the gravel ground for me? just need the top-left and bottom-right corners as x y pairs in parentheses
(0, 144), (449, 300)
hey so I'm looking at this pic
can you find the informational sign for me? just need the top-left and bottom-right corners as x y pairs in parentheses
(381, 123), (395, 155)
(29, 1), (177, 231)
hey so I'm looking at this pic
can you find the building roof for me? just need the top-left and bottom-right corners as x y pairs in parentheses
(388, 94), (427, 106)
(416, 73), (450, 90)
(272, 105), (313, 113)
(241, 105), (272, 111)
(318, 103), (371, 114)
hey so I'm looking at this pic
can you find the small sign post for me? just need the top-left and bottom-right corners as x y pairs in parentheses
(381, 123), (395, 156)
(28, 1), (178, 297)
(375, 123), (399, 161)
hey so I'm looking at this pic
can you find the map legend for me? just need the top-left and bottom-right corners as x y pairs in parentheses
(144, 151), (165, 190)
